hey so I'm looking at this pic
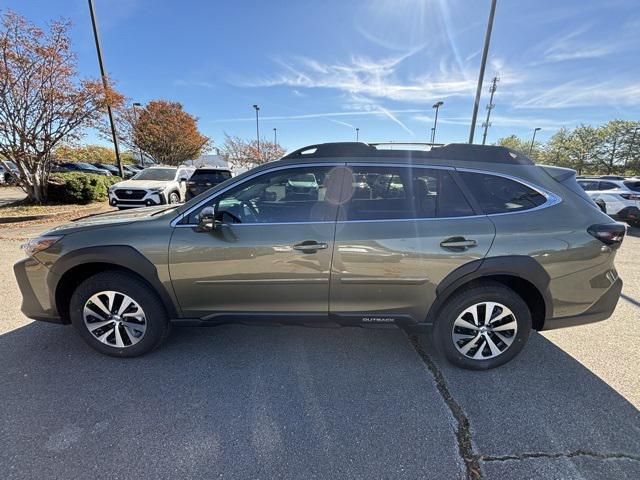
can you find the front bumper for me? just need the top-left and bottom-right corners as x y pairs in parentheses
(108, 191), (167, 208)
(543, 277), (622, 330)
(13, 257), (63, 323)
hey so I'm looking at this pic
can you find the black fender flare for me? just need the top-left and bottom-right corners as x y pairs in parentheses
(49, 245), (179, 320)
(425, 255), (552, 325)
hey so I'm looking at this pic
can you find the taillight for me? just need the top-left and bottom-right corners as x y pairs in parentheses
(588, 223), (626, 248)
(620, 193), (640, 200)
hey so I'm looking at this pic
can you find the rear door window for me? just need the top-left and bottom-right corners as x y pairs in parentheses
(458, 171), (547, 214)
(343, 166), (474, 220)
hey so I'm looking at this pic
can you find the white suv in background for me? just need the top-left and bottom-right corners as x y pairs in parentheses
(577, 176), (640, 228)
(108, 166), (194, 209)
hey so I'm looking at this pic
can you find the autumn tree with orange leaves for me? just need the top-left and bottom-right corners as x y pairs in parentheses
(0, 11), (123, 202)
(131, 100), (209, 165)
(219, 134), (285, 170)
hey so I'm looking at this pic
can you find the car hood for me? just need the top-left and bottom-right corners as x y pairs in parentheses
(44, 205), (175, 235)
(111, 179), (171, 189)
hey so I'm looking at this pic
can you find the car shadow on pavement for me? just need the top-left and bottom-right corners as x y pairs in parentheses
(416, 331), (640, 479)
(1, 321), (639, 480)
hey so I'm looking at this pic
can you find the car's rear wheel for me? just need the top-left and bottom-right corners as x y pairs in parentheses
(69, 271), (169, 357)
(433, 281), (531, 370)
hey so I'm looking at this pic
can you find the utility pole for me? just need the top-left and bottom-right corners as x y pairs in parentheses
(252, 104), (260, 159)
(273, 128), (277, 145)
(132, 102), (144, 166)
(469, 0), (497, 144)
(529, 127), (541, 155)
(87, 0), (123, 177)
(481, 76), (499, 145)
(356, 127), (360, 141)
(432, 101), (443, 143)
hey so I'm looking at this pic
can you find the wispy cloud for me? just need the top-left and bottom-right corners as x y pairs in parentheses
(233, 49), (479, 104)
(513, 80), (640, 109)
(174, 79), (216, 89)
(211, 108), (431, 123)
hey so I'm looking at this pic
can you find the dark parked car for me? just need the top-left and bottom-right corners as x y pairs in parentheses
(185, 167), (232, 200)
(92, 163), (133, 178)
(53, 162), (112, 176)
(14, 142), (625, 369)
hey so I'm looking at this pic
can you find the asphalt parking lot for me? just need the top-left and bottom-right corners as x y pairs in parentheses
(1, 222), (639, 479)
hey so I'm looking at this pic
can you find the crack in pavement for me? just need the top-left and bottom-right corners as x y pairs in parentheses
(407, 333), (483, 480)
(480, 450), (640, 463)
(407, 333), (640, 479)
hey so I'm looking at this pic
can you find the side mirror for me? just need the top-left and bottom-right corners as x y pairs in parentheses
(197, 206), (216, 232)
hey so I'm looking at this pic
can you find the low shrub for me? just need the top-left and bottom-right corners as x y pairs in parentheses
(48, 172), (119, 204)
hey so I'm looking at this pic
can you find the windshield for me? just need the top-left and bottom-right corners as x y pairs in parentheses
(190, 170), (231, 183)
(76, 162), (99, 170)
(133, 168), (176, 181)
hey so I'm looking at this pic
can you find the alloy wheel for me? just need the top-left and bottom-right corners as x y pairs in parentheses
(452, 301), (518, 360)
(83, 291), (147, 348)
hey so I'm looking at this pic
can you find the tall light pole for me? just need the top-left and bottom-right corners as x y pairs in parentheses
(252, 104), (260, 158)
(132, 102), (144, 166)
(273, 127), (277, 145)
(529, 127), (541, 155)
(87, 0), (123, 177)
(469, 0), (497, 144)
(481, 76), (499, 145)
(356, 127), (360, 141)
(431, 101), (443, 143)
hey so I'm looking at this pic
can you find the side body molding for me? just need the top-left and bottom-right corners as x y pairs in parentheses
(48, 245), (179, 320)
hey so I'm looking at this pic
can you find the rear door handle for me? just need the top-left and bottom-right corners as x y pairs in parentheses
(440, 237), (477, 249)
(293, 241), (329, 253)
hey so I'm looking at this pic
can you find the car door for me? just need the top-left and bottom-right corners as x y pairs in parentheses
(169, 164), (345, 319)
(329, 164), (495, 325)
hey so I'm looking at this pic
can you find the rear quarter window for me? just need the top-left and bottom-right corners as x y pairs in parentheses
(458, 171), (547, 214)
(623, 181), (640, 192)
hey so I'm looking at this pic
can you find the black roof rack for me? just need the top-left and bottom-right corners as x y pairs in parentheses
(282, 142), (532, 165)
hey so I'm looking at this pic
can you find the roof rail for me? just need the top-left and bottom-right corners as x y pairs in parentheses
(282, 141), (532, 165)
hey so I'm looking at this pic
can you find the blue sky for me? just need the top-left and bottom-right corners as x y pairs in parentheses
(4, 0), (640, 152)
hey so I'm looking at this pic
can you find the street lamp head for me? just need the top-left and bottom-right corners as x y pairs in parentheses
(132, 102), (141, 107)
(534, 127), (541, 132)
(433, 101), (444, 108)
(253, 104), (260, 111)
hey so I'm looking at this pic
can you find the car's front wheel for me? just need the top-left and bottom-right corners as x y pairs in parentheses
(433, 281), (531, 370)
(168, 191), (180, 204)
(69, 271), (169, 357)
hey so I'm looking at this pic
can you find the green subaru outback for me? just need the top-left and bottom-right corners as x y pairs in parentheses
(14, 143), (625, 369)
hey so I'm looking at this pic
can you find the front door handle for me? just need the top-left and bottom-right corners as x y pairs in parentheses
(440, 237), (477, 250)
(293, 241), (329, 253)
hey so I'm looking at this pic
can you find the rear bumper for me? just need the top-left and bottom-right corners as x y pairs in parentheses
(13, 257), (63, 324)
(543, 277), (622, 330)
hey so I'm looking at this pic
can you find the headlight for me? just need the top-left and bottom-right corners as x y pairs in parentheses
(148, 187), (164, 194)
(21, 236), (63, 256)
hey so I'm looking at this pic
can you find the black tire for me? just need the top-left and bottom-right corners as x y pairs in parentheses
(69, 271), (169, 357)
(168, 191), (180, 204)
(433, 281), (531, 370)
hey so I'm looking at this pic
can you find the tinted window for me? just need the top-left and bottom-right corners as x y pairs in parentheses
(623, 181), (640, 192)
(458, 171), (547, 214)
(343, 166), (474, 220)
(190, 170), (232, 183)
(598, 181), (619, 191)
(186, 166), (342, 224)
(578, 180), (598, 191)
